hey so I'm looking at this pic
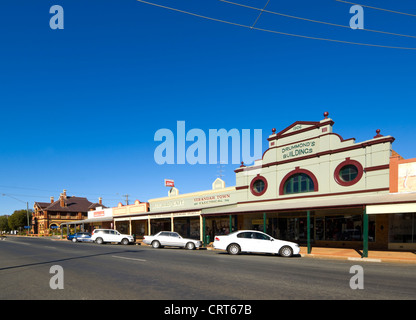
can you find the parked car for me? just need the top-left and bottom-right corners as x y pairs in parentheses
(67, 232), (92, 243)
(143, 231), (202, 250)
(91, 229), (135, 245)
(213, 230), (300, 257)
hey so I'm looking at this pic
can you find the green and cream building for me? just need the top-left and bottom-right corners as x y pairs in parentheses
(144, 112), (416, 253)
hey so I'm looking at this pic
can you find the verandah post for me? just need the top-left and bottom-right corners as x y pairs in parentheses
(202, 215), (206, 246)
(307, 210), (311, 254)
(363, 206), (368, 258)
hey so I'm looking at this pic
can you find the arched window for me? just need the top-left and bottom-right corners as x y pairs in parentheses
(283, 173), (314, 195)
(279, 168), (319, 195)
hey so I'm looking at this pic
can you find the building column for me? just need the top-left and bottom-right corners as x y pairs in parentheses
(229, 215), (232, 233)
(171, 214), (174, 232)
(307, 211), (311, 254)
(363, 206), (369, 258)
(263, 212), (267, 233)
(202, 216), (206, 246)
(129, 218), (132, 235)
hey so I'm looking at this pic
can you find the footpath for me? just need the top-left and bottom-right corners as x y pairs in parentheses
(298, 246), (416, 264)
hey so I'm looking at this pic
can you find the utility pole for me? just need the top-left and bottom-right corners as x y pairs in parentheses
(122, 194), (129, 205)
(2, 194), (30, 234)
(217, 161), (225, 180)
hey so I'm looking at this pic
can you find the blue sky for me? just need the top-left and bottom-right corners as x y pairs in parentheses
(0, 0), (415, 214)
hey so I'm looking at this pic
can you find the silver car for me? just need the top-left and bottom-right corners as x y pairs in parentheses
(143, 231), (202, 250)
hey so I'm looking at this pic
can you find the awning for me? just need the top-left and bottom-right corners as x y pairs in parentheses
(60, 216), (113, 226)
(201, 192), (416, 216)
(367, 202), (416, 214)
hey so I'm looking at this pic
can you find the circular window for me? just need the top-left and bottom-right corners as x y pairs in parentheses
(253, 180), (265, 193)
(250, 175), (268, 196)
(339, 165), (358, 182)
(334, 159), (363, 186)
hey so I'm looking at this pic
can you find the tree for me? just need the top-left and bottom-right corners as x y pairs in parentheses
(8, 209), (32, 231)
(0, 215), (10, 232)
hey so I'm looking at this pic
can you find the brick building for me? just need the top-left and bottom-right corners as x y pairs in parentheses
(32, 189), (104, 235)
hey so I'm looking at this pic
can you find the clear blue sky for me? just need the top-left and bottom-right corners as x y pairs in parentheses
(0, 0), (415, 214)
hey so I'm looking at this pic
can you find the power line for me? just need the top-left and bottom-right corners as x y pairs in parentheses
(219, 0), (416, 39)
(122, 194), (130, 205)
(250, 0), (270, 29)
(136, 0), (416, 50)
(335, 0), (416, 18)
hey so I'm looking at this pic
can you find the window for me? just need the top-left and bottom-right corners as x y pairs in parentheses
(237, 232), (253, 239)
(339, 165), (358, 182)
(279, 168), (318, 195)
(250, 175), (268, 196)
(389, 213), (416, 243)
(283, 173), (315, 195)
(252, 232), (270, 240)
(253, 180), (265, 193)
(334, 159), (363, 186)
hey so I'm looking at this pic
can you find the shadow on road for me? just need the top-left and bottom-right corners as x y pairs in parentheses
(0, 250), (144, 271)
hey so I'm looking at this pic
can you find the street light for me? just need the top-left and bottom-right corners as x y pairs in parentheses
(2, 194), (31, 234)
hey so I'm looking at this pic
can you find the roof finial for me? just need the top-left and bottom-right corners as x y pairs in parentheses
(323, 111), (329, 119)
(374, 129), (383, 138)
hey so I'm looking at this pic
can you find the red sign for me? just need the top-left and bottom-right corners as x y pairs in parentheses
(94, 211), (104, 217)
(165, 179), (175, 187)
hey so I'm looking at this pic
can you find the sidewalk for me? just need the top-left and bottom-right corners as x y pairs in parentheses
(299, 246), (416, 264)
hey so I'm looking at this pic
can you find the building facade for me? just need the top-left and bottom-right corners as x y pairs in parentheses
(32, 190), (103, 235)
(144, 112), (416, 252)
(54, 113), (416, 252)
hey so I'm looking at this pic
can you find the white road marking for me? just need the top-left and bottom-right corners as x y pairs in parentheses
(112, 255), (147, 262)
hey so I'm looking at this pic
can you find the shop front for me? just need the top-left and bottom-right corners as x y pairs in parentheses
(367, 202), (416, 251)
(88, 207), (114, 229)
(146, 211), (201, 239)
(112, 200), (149, 239)
(148, 180), (239, 241)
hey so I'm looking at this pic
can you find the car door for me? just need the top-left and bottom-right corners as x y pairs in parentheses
(249, 232), (275, 253)
(169, 232), (184, 247)
(236, 232), (255, 252)
(78, 233), (86, 242)
(158, 232), (171, 246)
(106, 230), (118, 242)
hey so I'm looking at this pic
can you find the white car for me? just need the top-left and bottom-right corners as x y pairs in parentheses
(213, 230), (300, 257)
(143, 231), (202, 250)
(91, 229), (135, 245)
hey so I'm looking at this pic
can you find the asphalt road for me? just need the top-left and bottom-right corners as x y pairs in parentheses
(1, 236), (415, 301)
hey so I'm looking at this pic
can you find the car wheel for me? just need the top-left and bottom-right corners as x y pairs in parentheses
(279, 246), (293, 257)
(96, 237), (104, 245)
(185, 242), (195, 250)
(152, 240), (161, 249)
(72, 238), (77, 243)
(121, 238), (129, 245)
(227, 243), (241, 255)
